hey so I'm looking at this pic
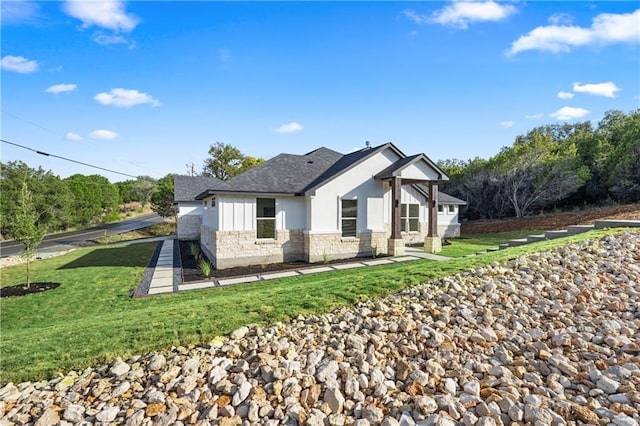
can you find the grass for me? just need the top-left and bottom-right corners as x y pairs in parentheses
(440, 230), (542, 257)
(0, 228), (634, 384)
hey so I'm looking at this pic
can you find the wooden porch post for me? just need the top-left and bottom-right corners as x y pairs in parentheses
(391, 176), (401, 239)
(424, 180), (441, 253)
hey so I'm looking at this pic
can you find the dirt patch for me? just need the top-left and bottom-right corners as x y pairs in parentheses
(0, 282), (60, 298)
(178, 240), (388, 282)
(461, 203), (640, 234)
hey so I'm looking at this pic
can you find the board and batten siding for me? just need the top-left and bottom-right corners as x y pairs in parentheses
(203, 196), (307, 233)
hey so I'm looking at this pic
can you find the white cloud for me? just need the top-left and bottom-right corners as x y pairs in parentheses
(525, 113), (544, 119)
(94, 88), (161, 107)
(557, 91), (574, 99)
(573, 81), (620, 98)
(0, 55), (38, 73)
(405, 1), (517, 29)
(45, 83), (77, 94)
(509, 9), (640, 55)
(548, 13), (573, 26)
(500, 121), (514, 128)
(63, 0), (139, 33)
(92, 32), (132, 47)
(274, 122), (303, 134)
(550, 106), (590, 121)
(90, 129), (119, 140)
(1, 0), (40, 24)
(66, 132), (82, 141)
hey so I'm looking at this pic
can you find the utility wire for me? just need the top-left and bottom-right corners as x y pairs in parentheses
(1, 139), (139, 179)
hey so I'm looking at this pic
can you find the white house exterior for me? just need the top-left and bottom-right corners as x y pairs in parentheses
(195, 143), (465, 269)
(174, 176), (222, 240)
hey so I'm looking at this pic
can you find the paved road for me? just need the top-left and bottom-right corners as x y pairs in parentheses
(0, 213), (165, 258)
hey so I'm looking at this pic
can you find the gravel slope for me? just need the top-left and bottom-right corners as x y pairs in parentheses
(1, 232), (639, 425)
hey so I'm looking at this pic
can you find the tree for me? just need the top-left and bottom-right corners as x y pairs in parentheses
(151, 174), (177, 218)
(202, 142), (265, 180)
(1, 161), (73, 237)
(13, 177), (46, 287)
(600, 110), (640, 202)
(133, 176), (157, 208)
(492, 129), (589, 217)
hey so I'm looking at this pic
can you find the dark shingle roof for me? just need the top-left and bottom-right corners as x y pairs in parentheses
(437, 191), (466, 205)
(203, 147), (343, 196)
(195, 143), (454, 199)
(173, 175), (223, 202)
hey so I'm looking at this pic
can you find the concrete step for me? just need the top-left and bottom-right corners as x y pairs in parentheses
(508, 239), (529, 247)
(567, 224), (595, 235)
(486, 247), (500, 252)
(526, 234), (546, 243)
(498, 243), (510, 250)
(545, 230), (569, 239)
(594, 219), (640, 229)
(476, 251), (487, 255)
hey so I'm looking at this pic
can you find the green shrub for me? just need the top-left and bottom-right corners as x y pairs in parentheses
(198, 258), (213, 278)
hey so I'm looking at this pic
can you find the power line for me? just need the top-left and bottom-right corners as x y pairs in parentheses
(1, 139), (139, 179)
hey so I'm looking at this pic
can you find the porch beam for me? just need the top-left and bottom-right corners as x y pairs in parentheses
(427, 181), (438, 237)
(390, 177), (402, 239)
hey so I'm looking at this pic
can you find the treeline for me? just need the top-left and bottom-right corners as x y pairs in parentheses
(0, 161), (175, 239)
(439, 109), (640, 220)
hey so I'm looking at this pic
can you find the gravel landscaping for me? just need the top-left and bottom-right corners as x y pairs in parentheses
(1, 232), (639, 425)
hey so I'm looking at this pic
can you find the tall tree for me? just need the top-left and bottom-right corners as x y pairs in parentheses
(13, 177), (46, 287)
(133, 176), (157, 208)
(202, 142), (265, 180)
(151, 174), (177, 218)
(492, 129), (589, 217)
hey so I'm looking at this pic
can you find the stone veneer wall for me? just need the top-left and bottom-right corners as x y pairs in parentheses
(177, 215), (202, 240)
(202, 228), (305, 269)
(304, 231), (388, 263)
(440, 224), (461, 238)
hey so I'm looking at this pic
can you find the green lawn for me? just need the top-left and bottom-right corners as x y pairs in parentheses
(0, 228), (632, 384)
(440, 230), (543, 257)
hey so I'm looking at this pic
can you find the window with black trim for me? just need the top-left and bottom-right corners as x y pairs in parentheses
(341, 199), (357, 237)
(449, 205), (455, 213)
(401, 203), (419, 232)
(438, 204), (444, 212)
(256, 198), (276, 239)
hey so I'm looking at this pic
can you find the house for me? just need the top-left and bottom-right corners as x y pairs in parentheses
(173, 175), (222, 240)
(194, 142), (465, 269)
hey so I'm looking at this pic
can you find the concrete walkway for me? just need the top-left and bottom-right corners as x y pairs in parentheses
(139, 244), (452, 296)
(147, 239), (176, 295)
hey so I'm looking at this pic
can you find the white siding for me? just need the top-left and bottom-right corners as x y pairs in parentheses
(202, 199), (217, 228)
(215, 195), (307, 232)
(402, 161), (441, 181)
(178, 202), (202, 218)
(312, 148), (401, 233)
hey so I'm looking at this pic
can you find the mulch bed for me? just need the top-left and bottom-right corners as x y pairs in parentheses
(0, 282), (60, 298)
(178, 240), (388, 282)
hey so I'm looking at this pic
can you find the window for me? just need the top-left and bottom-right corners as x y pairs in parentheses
(211, 198), (216, 207)
(438, 204), (444, 212)
(401, 203), (419, 232)
(448, 205), (455, 213)
(341, 199), (357, 237)
(256, 198), (276, 239)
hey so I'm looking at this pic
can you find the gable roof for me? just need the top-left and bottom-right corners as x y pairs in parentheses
(196, 147), (343, 198)
(374, 153), (448, 181)
(173, 175), (223, 202)
(195, 142), (450, 199)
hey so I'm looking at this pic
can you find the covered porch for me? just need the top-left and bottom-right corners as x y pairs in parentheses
(375, 154), (449, 256)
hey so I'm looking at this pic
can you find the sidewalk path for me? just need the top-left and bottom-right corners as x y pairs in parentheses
(138, 244), (452, 297)
(146, 239), (178, 295)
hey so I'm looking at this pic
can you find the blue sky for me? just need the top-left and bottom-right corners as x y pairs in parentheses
(2, 1), (638, 182)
